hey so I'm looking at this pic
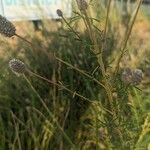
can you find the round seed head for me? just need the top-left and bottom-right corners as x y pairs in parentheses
(9, 59), (26, 75)
(77, 0), (88, 11)
(121, 68), (133, 84)
(0, 15), (16, 37)
(132, 69), (143, 85)
(56, 9), (63, 17)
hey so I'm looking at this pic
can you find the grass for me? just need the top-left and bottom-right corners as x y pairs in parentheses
(0, 0), (150, 149)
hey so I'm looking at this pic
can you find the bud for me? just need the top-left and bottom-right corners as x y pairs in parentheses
(0, 15), (16, 37)
(132, 69), (143, 85)
(9, 59), (26, 75)
(77, 0), (88, 11)
(56, 9), (63, 17)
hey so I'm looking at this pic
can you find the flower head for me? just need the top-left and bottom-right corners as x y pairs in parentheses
(132, 69), (143, 85)
(77, 0), (88, 11)
(121, 68), (143, 85)
(9, 59), (26, 75)
(56, 9), (63, 17)
(0, 15), (16, 37)
(121, 68), (133, 84)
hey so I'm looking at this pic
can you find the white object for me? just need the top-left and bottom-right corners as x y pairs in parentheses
(0, 0), (72, 21)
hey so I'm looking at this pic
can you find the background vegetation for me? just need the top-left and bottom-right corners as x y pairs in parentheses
(0, 0), (149, 149)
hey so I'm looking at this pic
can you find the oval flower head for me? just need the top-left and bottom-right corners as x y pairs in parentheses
(121, 68), (133, 84)
(77, 0), (88, 11)
(56, 9), (63, 17)
(121, 68), (143, 85)
(0, 15), (16, 37)
(9, 59), (27, 75)
(132, 69), (143, 85)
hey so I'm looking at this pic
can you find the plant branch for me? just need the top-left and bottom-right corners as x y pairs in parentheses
(114, 0), (143, 74)
(23, 75), (76, 149)
(28, 70), (95, 104)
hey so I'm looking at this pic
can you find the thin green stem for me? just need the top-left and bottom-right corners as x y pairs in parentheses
(115, 0), (143, 74)
(15, 34), (33, 47)
(95, 106), (99, 150)
(103, 0), (112, 52)
(62, 16), (81, 40)
(23, 75), (76, 149)
(135, 115), (149, 149)
(11, 111), (22, 150)
(55, 56), (106, 89)
(28, 70), (95, 104)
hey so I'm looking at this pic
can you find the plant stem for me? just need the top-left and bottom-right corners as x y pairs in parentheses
(103, 0), (112, 52)
(28, 70), (95, 104)
(15, 33), (105, 90)
(15, 34), (33, 47)
(23, 75), (76, 149)
(80, 5), (115, 113)
(62, 16), (81, 40)
(55, 56), (106, 89)
(114, 0), (143, 74)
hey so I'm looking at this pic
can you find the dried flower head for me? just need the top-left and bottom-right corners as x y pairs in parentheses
(9, 59), (26, 75)
(56, 9), (63, 17)
(121, 68), (143, 85)
(121, 68), (133, 84)
(77, 0), (88, 11)
(132, 69), (143, 85)
(0, 15), (16, 37)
